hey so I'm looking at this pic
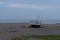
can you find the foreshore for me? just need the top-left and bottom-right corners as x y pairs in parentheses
(0, 23), (60, 40)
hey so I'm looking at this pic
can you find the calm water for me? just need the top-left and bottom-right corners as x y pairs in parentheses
(0, 20), (60, 24)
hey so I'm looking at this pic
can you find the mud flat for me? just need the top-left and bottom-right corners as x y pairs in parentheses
(0, 23), (60, 40)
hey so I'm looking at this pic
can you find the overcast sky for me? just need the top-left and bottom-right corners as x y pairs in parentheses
(0, 0), (60, 21)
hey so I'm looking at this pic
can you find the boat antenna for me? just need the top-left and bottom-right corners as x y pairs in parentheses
(36, 16), (40, 23)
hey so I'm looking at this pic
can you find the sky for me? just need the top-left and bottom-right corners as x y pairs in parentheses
(0, 0), (60, 21)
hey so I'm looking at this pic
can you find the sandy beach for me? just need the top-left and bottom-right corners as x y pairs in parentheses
(0, 23), (60, 40)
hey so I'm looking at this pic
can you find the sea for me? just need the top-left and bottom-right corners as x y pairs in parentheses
(0, 20), (60, 24)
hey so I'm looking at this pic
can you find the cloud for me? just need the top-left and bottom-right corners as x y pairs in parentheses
(8, 3), (49, 10)
(0, 1), (5, 4)
(0, 1), (51, 10)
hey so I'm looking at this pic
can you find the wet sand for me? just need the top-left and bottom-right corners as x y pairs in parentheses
(0, 23), (60, 40)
